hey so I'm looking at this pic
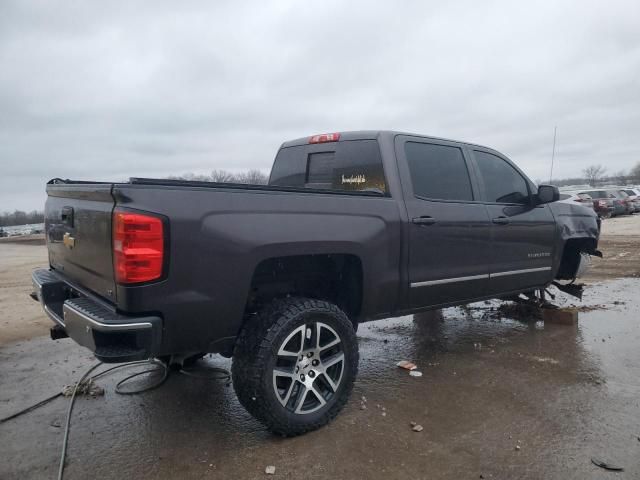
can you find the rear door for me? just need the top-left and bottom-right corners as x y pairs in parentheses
(395, 136), (492, 308)
(469, 149), (556, 294)
(45, 183), (116, 301)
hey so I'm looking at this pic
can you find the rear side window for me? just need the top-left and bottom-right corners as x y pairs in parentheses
(404, 142), (473, 201)
(269, 140), (387, 193)
(474, 151), (530, 204)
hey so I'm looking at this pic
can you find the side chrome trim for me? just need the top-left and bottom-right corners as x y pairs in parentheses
(410, 274), (489, 288)
(490, 266), (552, 278)
(410, 266), (552, 288)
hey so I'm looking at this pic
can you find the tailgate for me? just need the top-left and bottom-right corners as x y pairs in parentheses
(45, 183), (116, 301)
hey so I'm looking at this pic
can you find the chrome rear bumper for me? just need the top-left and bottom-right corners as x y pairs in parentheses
(32, 269), (161, 363)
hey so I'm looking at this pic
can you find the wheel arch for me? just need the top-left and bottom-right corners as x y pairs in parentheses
(244, 253), (364, 326)
(555, 237), (599, 280)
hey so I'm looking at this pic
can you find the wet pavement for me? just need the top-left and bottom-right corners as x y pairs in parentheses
(1, 279), (639, 479)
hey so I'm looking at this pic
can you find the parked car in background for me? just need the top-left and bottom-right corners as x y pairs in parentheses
(558, 193), (594, 211)
(609, 190), (634, 215)
(576, 190), (615, 218)
(620, 188), (640, 212)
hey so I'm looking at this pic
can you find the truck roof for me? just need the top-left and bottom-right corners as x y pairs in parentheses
(280, 130), (493, 150)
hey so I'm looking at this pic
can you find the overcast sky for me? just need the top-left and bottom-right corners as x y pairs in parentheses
(1, 0), (639, 211)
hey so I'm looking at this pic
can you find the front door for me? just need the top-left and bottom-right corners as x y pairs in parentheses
(470, 149), (556, 294)
(396, 138), (492, 308)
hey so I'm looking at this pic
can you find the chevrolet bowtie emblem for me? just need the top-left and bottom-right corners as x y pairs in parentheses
(63, 232), (75, 249)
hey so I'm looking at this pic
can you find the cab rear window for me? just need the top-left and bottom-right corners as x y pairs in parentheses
(269, 140), (387, 194)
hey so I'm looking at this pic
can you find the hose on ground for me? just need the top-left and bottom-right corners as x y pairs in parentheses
(0, 357), (230, 480)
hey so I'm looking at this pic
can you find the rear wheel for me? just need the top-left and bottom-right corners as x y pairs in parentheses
(232, 297), (358, 436)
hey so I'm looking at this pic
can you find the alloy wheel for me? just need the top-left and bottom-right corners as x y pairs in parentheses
(272, 321), (345, 414)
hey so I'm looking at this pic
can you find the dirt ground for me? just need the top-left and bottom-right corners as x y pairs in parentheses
(584, 215), (640, 280)
(0, 240), (48, 344)
(1, 215), (640, 479)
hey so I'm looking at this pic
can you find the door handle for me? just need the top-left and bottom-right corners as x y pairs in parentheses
(492, 216), (510, 225)
(412, 216), (436, 226)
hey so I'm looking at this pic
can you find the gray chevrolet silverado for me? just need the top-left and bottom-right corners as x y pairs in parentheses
(32, 131), (600, 435)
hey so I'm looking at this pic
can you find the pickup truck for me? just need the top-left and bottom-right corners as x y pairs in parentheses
(32, 131), (600, 436)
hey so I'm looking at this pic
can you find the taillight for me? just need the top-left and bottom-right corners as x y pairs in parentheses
(113, 211), (165, 284)
(309, 133), (340, 144)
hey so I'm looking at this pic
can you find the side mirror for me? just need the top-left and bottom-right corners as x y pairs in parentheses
(536, 184), (560, 204)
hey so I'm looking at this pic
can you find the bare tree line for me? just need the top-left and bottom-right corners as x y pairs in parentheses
(0, 210), (45, 227)
(168, 169), (269, 185)
(545, 161), (640, 188)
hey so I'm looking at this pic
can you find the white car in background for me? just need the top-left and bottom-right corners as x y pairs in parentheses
(558, 192), (594, 210)
(620, 188), (640, 212)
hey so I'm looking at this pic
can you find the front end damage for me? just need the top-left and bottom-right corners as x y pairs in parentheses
(548, 202), (602, 299)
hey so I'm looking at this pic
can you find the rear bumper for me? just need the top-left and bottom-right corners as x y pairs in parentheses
(32, 268), (162, 363)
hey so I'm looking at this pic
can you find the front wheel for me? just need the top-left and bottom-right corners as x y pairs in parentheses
(232, 297), (358, 436)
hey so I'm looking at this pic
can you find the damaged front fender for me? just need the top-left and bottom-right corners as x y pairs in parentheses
(549, 201), (600, 247)
(548, 201), (601, 284)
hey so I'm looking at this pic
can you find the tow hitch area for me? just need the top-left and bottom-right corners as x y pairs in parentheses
(50, 324), (69, 340)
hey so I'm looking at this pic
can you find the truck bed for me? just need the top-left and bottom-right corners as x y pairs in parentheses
(44, 178), (403, 357)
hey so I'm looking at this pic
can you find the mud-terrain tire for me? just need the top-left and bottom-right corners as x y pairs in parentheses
(232, 297), (358, 436)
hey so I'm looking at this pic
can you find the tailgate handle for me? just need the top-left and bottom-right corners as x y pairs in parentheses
(61, 206), (74, 227)
(412, 216), (437, 226)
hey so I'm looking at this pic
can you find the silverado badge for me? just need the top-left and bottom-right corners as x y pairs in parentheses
(63, 232), (75, 249)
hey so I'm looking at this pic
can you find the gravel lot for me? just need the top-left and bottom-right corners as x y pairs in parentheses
(1, 215), (639, 479)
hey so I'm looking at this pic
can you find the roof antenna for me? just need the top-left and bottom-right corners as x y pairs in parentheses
(549, 126), (557, 183)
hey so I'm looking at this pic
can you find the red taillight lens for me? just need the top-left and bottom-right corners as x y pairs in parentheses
(113, 211), (164, 284)
(309, 132), (340, 144)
